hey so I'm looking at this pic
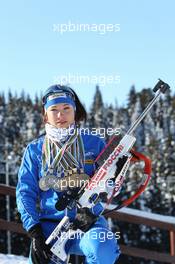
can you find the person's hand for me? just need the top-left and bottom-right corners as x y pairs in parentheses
(73, 207), (97, 232)
(28, 224), (51, 264)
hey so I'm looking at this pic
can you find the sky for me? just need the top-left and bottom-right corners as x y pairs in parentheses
(0, 0), (175, 110)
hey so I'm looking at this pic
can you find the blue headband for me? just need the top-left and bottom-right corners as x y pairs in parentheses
(44, 93), (76, 110)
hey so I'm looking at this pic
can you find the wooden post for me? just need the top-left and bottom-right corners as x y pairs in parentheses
(170, 230), (175, 264)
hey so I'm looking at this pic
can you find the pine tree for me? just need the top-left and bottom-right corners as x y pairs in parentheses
(89, 85), (104, 129)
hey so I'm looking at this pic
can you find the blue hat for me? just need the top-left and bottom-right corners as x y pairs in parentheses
(42, 85), (76, 110)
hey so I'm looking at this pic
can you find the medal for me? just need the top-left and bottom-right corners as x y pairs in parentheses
(40, 131), (85, 192)
(39, 174), (57, 191)
(52, 169), (89, 191)
(39, 168), (89, 192)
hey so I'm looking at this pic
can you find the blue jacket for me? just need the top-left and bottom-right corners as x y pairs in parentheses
(16, 133), (105, 231)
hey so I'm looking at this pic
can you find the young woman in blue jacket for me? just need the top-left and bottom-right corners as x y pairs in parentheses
(16, 85), (120, 264)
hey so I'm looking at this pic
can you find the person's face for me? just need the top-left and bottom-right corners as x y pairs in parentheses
(45, 103), (75, 128)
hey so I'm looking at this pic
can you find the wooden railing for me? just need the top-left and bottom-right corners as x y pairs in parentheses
(106, 205), (175, 263)
(0, 184), (175, 263)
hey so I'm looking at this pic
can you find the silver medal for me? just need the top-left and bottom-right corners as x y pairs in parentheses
(39, 175), (57, 191)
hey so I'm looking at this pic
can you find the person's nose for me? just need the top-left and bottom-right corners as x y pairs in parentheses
(57, 111), (61, 118)
(57, 110), (64, 118)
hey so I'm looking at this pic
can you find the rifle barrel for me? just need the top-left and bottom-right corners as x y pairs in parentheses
(127, 89), (161, 135)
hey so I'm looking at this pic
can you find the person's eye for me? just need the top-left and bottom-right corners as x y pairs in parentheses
(64, 106), (70, 110)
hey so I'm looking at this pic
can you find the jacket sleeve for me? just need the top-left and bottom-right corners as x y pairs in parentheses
(16, 144), (41, 231)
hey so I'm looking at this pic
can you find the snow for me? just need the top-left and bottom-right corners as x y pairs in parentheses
(0, 253), (28, 264)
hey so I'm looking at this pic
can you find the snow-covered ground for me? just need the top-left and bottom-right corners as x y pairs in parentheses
(0, 253), (28, 264)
